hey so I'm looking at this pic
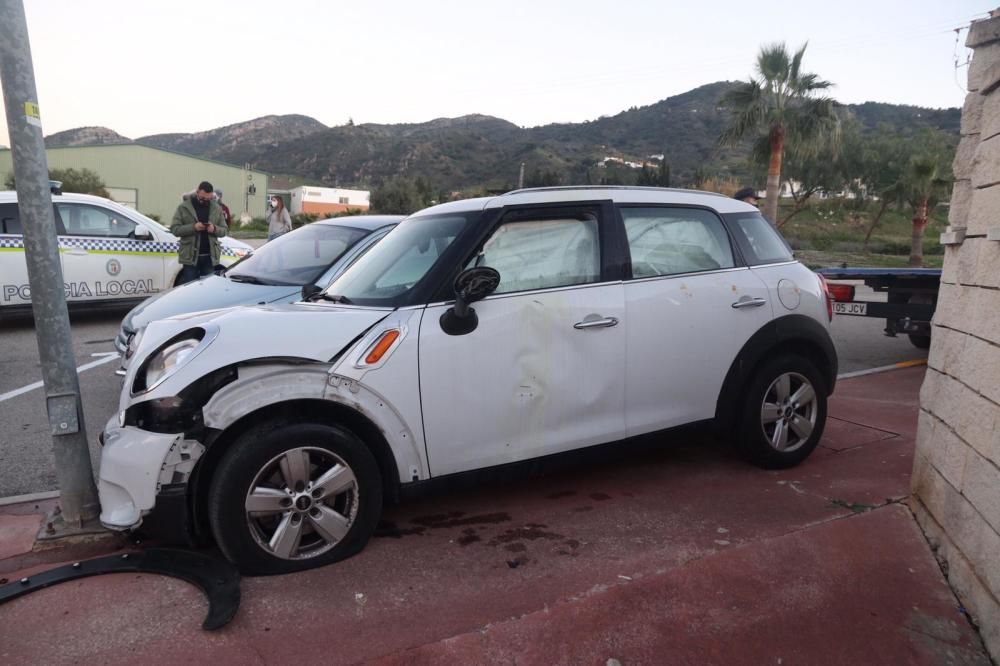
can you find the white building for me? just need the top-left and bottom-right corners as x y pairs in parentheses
(287, 186), (370, 216)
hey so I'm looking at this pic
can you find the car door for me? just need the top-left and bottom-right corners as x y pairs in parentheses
(56, 202), (164, 303)
(418, 203), (627, 476)
(620, 205), (773, 435)
(0, 202), (32, 307)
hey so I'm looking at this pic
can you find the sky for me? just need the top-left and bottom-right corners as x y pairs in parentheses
(0, 0), (995, 145)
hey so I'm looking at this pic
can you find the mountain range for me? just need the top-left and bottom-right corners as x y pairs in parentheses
(44, 81), (960, 192)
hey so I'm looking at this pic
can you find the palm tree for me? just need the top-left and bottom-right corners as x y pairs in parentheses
(894, 156), (950, 267)
(720, 42), (840, 224)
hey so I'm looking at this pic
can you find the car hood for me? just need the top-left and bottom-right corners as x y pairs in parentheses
(124, 276), (300, 332)
(220, 237), (254, 251)
(126, 303), (393, 401)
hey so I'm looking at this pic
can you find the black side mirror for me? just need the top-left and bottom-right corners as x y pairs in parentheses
(301, 283), (323, 301)
(439, 266), (500, 336)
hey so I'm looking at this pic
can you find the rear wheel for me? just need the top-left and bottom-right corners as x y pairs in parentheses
(737, 355), (827, 469)
(908, 333), (931, 349)
(207, 421), (382, 575)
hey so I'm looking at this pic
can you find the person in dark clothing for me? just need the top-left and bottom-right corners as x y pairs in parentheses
(733, 187), (760, 205)
(170, 181), (228, 285)
(215, 188), (233, 227)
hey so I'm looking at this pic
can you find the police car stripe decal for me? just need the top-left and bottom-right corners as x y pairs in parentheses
(0, 234), (243, 257)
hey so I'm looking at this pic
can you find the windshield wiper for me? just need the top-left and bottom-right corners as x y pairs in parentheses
(317, 294), (353, 304)
(227, 274), (266, 285)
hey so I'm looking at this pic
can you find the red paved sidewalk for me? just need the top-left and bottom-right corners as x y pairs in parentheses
(0, 366), (991, 665)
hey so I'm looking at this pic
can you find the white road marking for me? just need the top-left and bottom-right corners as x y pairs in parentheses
(0, 353), (120, 403)
(838, 359), (927, 380)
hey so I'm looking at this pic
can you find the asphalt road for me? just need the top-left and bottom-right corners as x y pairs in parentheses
(0, 284), (926, 499)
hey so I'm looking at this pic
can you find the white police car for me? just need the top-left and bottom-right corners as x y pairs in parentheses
(99, 186), (837, 574)
(0, 191), (252, 312)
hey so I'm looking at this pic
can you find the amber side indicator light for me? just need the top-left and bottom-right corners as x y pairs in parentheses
(365, 330), (400, 364)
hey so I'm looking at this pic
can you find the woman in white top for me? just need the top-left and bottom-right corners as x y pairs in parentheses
(266, 195), (293, 241)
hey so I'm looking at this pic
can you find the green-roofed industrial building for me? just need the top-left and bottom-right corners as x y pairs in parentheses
(0, 144), (269, 223)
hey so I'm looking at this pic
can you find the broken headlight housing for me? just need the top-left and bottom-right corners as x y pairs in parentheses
(132, 327), (215, 395)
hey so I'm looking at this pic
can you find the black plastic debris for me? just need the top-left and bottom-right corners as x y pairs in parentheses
(0, 548), (240, 630)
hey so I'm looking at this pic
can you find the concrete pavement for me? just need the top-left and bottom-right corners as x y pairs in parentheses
(0, 366), (990, 665)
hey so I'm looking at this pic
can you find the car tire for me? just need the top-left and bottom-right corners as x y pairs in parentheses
(908, 333), (931, 349)
(207, 420), (382, 575)
(736, 354), (827, 470)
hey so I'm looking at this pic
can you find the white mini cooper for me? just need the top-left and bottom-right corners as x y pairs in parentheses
(98, 187), (837, 574)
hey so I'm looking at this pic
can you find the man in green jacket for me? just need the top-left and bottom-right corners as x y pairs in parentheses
(171, 180), (228, 285)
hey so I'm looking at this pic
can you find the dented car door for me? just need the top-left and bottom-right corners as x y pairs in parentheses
(418, 203), (626, 476)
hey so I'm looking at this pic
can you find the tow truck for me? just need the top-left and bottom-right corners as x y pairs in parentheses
(816, 267), (941, 349)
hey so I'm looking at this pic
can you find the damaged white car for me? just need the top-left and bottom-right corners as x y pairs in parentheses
(99, 186), (838, 574)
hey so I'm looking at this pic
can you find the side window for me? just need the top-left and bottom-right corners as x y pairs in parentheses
(467, 213), (600, 295)
(56, 203), (137, 238)
(622, 207), (735, 278)
(0, 203), (20, 234)
(726, 212), (793, 265)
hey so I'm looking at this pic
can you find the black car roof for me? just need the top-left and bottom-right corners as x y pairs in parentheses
(315, 214), (405, 232)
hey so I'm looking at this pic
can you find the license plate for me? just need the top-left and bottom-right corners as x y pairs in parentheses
(833, 302), (867, 316)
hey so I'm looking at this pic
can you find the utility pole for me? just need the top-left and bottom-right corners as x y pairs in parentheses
(0, 0), (101, 532)
(518, 162), (525, 189)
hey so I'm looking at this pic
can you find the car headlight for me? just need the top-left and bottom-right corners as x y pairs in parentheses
(132, 327), (214, 394)
(124, 328), (144, 360)
(145, 338), (200, 388)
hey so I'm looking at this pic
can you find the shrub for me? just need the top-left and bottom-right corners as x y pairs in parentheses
(784, 237), (813, 251)
(291, 213), (320, 228)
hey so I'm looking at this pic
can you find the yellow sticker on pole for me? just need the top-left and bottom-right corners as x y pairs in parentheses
(23, 101), (41, 128)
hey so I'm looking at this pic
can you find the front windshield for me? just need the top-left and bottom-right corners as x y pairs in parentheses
(227, 223), (368, 286)
(324, 212), (474, 306)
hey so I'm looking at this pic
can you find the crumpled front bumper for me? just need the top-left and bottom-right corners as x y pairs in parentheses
(98, 415), (204, 530)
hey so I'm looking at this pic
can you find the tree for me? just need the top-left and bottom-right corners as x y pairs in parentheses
(657, 159), (671, 188)
(370, 178), (424, 214)
(720, 42), (840, 225)
(636, 164), (659, 186)
(525, 167), (562, 188)
(856, 127), (953, 250)
(5, 167), (110, 198)
(776, 145), (844, 227)
(892, 155), (951, 266)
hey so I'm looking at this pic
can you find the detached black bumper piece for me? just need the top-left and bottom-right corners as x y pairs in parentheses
(0, 547), (240, 630)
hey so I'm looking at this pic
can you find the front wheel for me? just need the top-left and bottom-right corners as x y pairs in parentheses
(908, 333), (931, 349)
(737, 355), (828, 469)
(208, 421), (382, 575)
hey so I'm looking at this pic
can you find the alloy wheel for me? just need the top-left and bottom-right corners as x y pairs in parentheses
(244, 446), (359, 561)
(759, 371), (818, 453)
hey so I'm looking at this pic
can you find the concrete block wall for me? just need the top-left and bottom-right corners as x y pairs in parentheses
(911, 14), (1000, 660)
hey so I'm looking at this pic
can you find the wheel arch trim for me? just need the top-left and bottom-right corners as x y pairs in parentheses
(714, 315), (838, 431)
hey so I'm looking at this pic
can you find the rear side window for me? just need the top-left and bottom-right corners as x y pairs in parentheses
(621, 207), (734, 278)
(56, 203), (136, 238)
(0, 203), (20, 234)
(725, 212), (793, 265)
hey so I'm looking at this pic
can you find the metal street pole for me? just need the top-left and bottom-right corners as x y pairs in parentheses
(0, 0), (101, 529)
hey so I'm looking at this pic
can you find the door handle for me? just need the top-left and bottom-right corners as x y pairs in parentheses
(573, 316), (619, 330)
(66, 247), (88, 256)
(731, 297), (767, 309)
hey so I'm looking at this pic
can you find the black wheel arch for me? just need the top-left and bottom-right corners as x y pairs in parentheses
(187, 399), (402, 543)
(714, 315), (838, 433)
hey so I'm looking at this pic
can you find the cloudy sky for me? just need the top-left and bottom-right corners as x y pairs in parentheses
(0, 0), (994, 144)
